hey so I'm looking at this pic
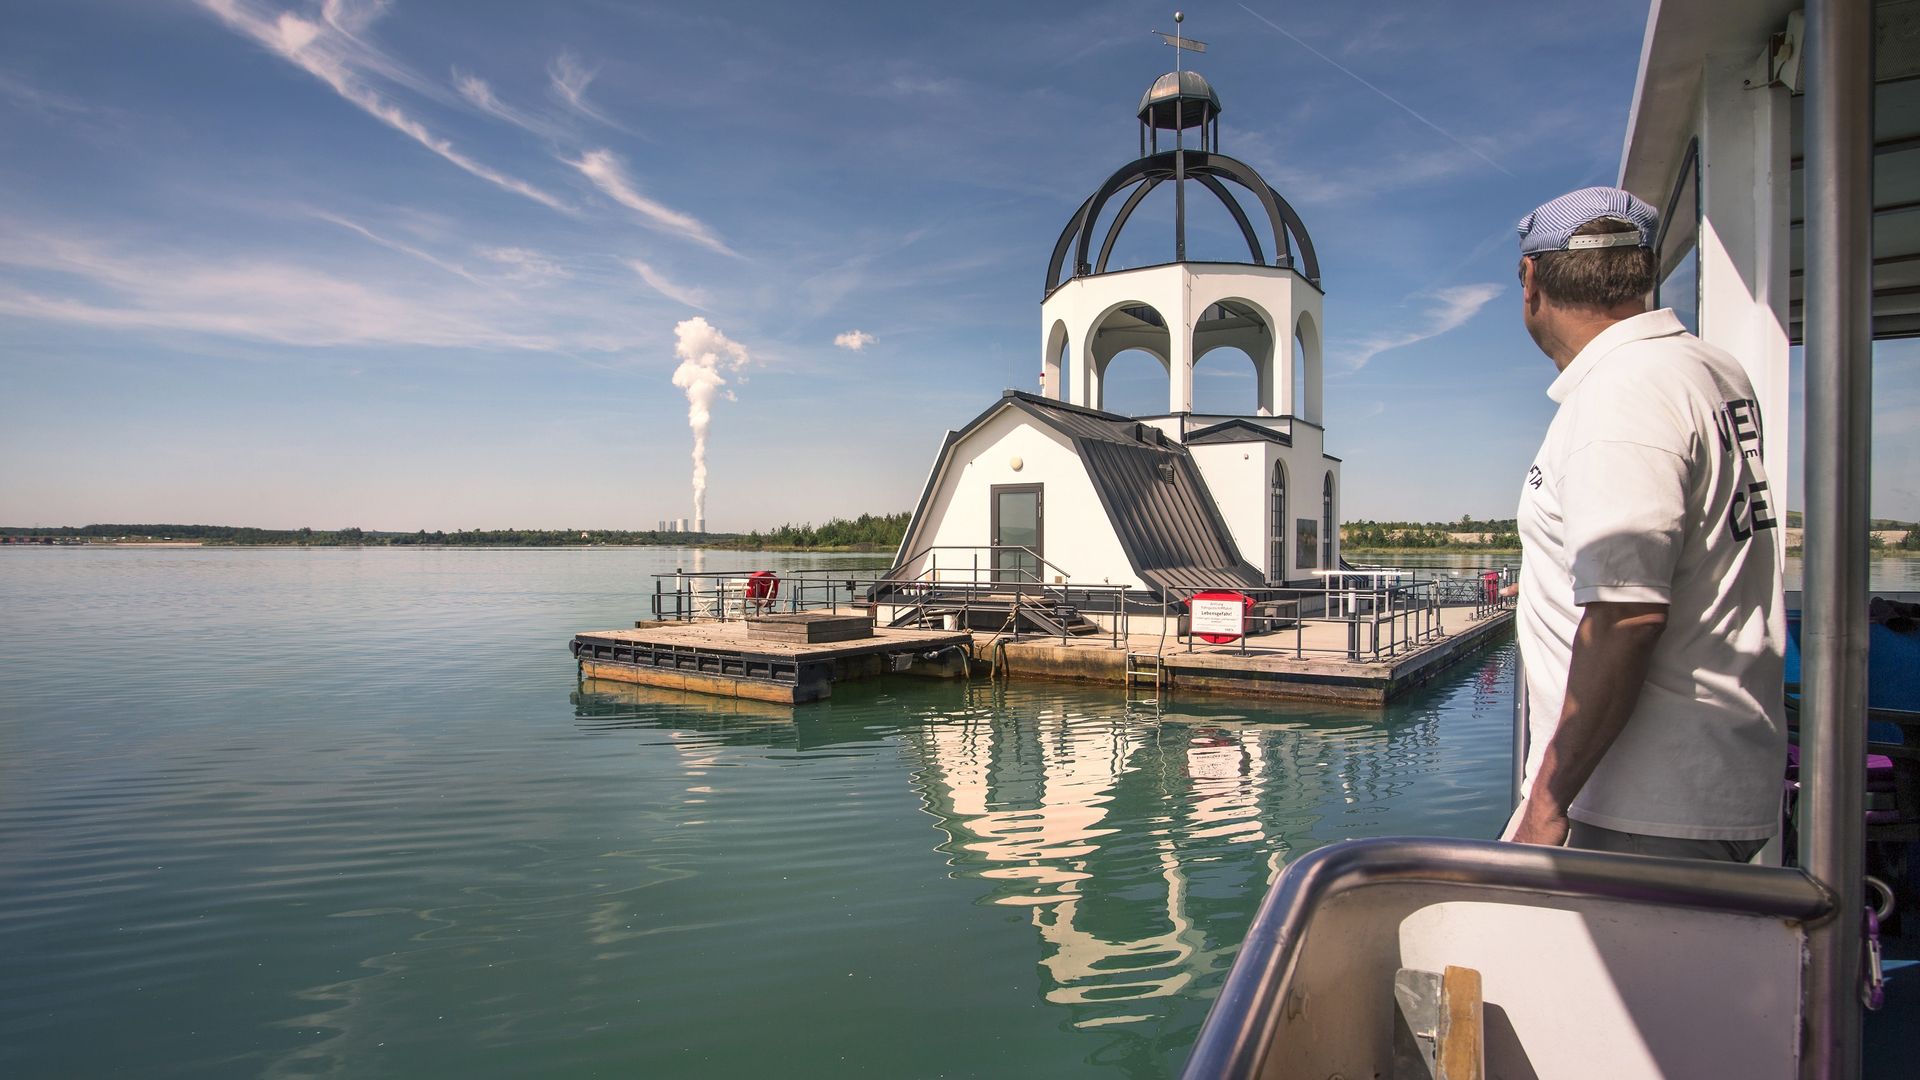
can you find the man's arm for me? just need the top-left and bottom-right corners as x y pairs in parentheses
(1512, 600), (1669, 845)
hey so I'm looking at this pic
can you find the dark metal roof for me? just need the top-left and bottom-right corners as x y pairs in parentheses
(1185, 419), (1293, 446)
(1045, 151), (1322, 292)
(891, 391), (1265, 598)
(1075, 437), (1266, 594)
(1138, 70), (1221, 130)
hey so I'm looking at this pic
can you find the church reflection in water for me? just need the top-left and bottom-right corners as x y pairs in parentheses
(571, 676), (1454, 1033)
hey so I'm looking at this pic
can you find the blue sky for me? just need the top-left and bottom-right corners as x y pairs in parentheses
(1, 0), (1914, 531)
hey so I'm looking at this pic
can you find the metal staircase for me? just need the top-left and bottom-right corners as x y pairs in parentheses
(888, 588), (1104, 638)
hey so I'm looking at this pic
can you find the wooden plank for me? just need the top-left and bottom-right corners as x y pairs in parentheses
(579, 660), (825, 704)
(1438, 965), (1484, 1080)
(574, 625), (966, 663)
(747, 623), (873, 644)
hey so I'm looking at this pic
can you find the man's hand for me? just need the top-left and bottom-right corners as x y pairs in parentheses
(1508, 600), (1668, 848)
(1510, 797), (1570, 846)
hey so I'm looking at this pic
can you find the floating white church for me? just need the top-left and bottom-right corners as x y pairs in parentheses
(891, 66), (1341, 598)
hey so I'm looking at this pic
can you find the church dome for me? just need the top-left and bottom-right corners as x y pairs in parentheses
(1137, 70), (1220, 130)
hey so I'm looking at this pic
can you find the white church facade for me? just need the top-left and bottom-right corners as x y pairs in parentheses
(890, 66), (1342, 601)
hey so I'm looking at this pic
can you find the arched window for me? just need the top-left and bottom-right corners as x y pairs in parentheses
(1322, 472), (1336, 569)
(1268, 462), (1287, 583)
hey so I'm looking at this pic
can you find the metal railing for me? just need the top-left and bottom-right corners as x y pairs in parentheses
(1180, 836), (1833, 1080)
(877, 547), (1137, 650)
(647, 554), (1517, 665)
(650, 565), (892, 622)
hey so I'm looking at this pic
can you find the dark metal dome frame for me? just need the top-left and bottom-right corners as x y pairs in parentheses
(1046, 150), (1321, 294)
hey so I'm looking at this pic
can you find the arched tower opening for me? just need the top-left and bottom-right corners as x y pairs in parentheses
(1192, 345), (1258, 414)
(1194, 299), (1276, 415)
(1081, 301), (1172, 412)
(1101, 349), (1173, 416)
(1043, 320), (1070, 400)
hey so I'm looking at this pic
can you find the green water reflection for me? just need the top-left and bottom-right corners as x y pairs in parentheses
(0, 547), (1514, 1079)
(567, 664), (1515, 1077)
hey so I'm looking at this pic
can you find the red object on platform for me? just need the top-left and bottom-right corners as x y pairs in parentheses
(1187, 590), (1255, 644)
(746, 571), (779, 609)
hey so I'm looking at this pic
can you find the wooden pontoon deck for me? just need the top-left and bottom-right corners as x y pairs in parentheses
(571, 620), (972, 704)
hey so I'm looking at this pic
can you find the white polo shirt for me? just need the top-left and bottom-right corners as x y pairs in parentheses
(1516, 309), (1785, 840)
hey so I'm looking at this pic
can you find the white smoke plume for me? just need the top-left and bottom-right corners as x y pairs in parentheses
(670, 317), (751, 528)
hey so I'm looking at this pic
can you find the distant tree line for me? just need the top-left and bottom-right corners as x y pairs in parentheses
(1342, 517), (1521, 551)
(1868, 530), (1920, 552)
(1, 516), (915, 550)
(736, 512), (911, 551)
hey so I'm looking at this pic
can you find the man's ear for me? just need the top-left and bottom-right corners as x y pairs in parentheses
(1519, 256), (1541, 308)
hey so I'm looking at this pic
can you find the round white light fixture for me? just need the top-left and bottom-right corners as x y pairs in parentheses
(1009, 455), (1024, 472)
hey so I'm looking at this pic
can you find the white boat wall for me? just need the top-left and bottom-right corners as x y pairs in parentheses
(1183, 0), (1896, 1076)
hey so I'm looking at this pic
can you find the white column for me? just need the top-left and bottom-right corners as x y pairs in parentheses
(1275, 326), (1296, 416)
(1294, 296), (1324, 424)
(1076, 328), (1100, 409)
(1697, 51), (1793, 556)
(1041, 324), (1061, 399)
(1168, 275), (1194, 414)
(1255, 336), (1276, 415)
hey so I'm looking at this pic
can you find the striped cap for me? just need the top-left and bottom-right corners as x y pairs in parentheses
(1515, 186), (1658, 255)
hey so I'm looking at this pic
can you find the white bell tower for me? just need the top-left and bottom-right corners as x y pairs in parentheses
(1038, 66), (1324, 425)
(1032, 36), (1341, 583)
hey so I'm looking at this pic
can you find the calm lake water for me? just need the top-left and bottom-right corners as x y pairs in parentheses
(0, 547), (1907, 1078)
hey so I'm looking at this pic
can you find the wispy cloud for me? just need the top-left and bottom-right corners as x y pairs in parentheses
(626, 258), (709, 309)
(1344, 283), (1505, 370)
(548, 52), (628, 132)
(453, 71), (566, 140)
(833, 329), (875, 351)
(1243, 132), (1482, 206)
(480, 246), (568, 284)
(0, 224), (625, 352)
(1238, 3), (1513, 178)
(308, 209), (491, 287)
(885, 75), (961, 97)
(195, 0), (568, 211)
(0, 71), (109, 121)
(567, 149), (736, 257)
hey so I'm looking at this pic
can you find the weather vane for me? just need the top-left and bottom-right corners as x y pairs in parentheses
(1153, 11), (1208, 76)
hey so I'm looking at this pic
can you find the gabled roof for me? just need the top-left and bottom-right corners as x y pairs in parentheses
(1185, 418), (1293, 446)
(893, 391), (1265, 596)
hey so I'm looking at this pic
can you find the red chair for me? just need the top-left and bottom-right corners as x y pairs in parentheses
(745, 571), (779, 615)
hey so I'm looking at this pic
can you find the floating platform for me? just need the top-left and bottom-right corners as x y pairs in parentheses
(571, 604), (1510, 708)
(570, 619), (971, 704)
(995, 604), (1513, 705)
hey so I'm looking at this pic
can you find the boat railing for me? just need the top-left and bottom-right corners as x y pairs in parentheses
(1182, 836), (1833, 1080)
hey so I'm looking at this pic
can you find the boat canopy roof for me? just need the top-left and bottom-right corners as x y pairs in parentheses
(1620, 0), (1920, 341)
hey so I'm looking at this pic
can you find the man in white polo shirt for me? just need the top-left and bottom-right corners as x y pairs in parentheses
(1506, 187), (1785, 862)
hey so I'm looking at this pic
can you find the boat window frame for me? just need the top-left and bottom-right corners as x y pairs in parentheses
(1653, 136), (1702, 332)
